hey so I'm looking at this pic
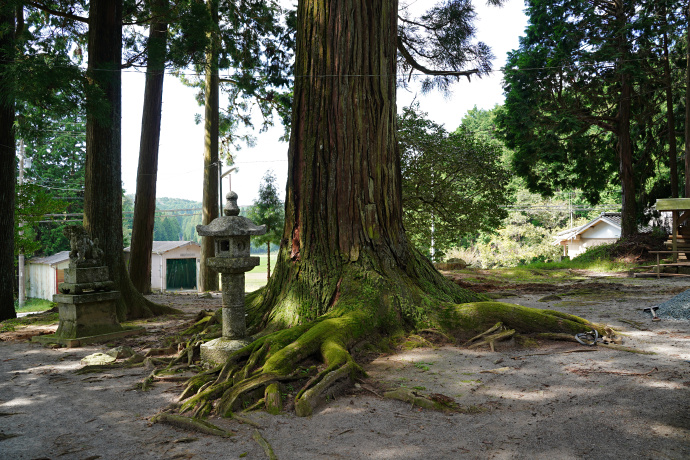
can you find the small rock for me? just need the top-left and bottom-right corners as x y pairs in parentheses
(106, 346), (135, 359)
(80, 353), (116, 366)
(538, 294), (562, 302)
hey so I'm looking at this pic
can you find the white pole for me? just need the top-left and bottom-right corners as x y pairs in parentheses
(18, 139), (26, 308)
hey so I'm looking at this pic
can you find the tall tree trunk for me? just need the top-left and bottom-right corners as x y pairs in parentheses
(619, 71), (637, 237)
(662, 5), (679, 198)
(685, 2), (690, 197)
(84, 0), (124, 309)
(616, 4), (636, 238)
(129, 0), (169, 294)
(256, 0), (451, 323)
(200, 0), (219, 292)
(85, 0), (174, 320)
(0, 3), (16, 321)
(266, 242), (270, 281)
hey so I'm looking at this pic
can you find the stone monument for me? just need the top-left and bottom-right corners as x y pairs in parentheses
(33, 225), (141, 347)
(197, 191), (266, 364)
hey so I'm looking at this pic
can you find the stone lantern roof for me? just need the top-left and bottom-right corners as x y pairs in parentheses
(196, 191), (267, 237)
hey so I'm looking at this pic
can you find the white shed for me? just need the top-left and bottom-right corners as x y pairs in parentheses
(124, 241), (201, 292)
(26, 251), (70, 301)
(554, 212), (622, 258)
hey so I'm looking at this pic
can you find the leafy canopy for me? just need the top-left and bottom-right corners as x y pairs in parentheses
(398, 104), (509, 259)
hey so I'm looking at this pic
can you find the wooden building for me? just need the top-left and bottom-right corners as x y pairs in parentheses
(25, 251), (70, 301)
(124, 241), (201, 292)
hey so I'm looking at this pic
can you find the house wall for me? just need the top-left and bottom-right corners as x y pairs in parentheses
(567, 238), (618, 258)
(26, 260), (69, 301)
(582, 223), (619, 239)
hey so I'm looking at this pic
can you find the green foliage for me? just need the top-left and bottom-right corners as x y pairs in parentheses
(16, 106), (86, 257)
(175, 0), (294, 152)
(15, 182), (67, 257)
(154, 217), (182, 241)
(247, 170), (284, 249)
(497, 0), (681, 226)
(398, 104), (509, 260)
(397, 0), (506, 94)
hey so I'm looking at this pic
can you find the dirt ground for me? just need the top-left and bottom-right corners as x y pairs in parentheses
(2, 275), (690, 460)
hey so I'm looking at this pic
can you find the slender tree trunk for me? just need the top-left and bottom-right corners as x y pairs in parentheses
(200, 0), (219, 292)
(619, 72), (637, 237)
(129, 0), (169, 294)
(662, 7), (679, 198)
(685, 2), (690, 197)
(0, 3), (16, 321)
(616, 4), (636, 238)
(266, 242), (270, 281)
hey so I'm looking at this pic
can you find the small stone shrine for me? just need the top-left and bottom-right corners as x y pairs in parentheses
(34, 225), (141, 347)
(197, 191), (266, 364)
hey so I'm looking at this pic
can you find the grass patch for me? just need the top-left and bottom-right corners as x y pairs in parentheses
(1, 311), (59, 332)
(413, 361), (434, 372)
(245, 253), (279, 293)
(15, 298), (55, 314)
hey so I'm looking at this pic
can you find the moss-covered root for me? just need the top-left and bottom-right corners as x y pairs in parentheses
(440, 302), (602, 338)
(150, 413), (235, 438)
(252, 430), (278, 460)
(178, 311), (370, 418)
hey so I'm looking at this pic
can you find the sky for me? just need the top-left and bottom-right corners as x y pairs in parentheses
(120, 1), (528, 207)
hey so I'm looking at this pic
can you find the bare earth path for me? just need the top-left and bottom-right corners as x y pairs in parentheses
(2, 276), (690, 460)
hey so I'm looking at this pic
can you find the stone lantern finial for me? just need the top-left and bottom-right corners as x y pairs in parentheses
(225, 191), (240, 216)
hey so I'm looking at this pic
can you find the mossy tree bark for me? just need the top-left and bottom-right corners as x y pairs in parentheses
(179, 0), (600, 417)
(0, 2), (16, 322)
(84, 0), (175, 320)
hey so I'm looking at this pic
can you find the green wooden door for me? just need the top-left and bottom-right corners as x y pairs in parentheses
(166, 258), (197, 290)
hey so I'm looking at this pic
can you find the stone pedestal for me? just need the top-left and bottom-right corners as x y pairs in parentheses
(32, 291), (144, 347)
(54, 291), (122, 338)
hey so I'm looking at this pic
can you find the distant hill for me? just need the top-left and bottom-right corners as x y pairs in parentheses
(123, 195), (203, 243)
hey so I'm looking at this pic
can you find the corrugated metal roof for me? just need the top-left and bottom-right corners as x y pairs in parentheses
(27, 250), (70, 266)
(124, 241), (200, 255)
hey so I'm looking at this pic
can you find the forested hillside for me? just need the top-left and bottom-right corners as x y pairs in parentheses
(122, 196), (202, 244)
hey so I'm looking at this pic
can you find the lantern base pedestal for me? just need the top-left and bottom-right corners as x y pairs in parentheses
(201, 337), (252, 366)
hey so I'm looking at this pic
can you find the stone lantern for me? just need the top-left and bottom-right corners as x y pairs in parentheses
(197, 191), (266, 364)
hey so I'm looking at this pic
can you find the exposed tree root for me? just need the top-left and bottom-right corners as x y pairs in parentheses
(154, 260), (605, 419)
(149, 413), (235, 438)
(252, 430), (278, 460)
(463, 322), (515, 351)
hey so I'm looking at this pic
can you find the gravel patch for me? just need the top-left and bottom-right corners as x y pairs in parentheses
(658, 289), (690, 320)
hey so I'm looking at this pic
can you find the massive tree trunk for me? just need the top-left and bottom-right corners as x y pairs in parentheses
(129, 0), (169, 294)
(0, 3), (16, 321)
(199, 0), (219, 292)
(84, 0), (175, 320)
(175, 0), (600, 419)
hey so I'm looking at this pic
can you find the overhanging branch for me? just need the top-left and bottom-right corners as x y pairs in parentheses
(397, 36), (478, 80)
(25, 1), (88, 23)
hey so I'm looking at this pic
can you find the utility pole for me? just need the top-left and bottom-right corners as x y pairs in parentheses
(17, 139), (25, 308)
(220, 165), (237, 215)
